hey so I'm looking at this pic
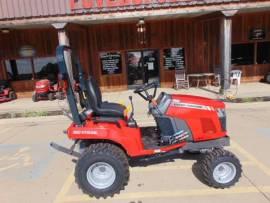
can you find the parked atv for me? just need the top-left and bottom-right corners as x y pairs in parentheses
(51, 46), (242, 199)
(0, 80), (17, 103)
(32, 79), (65, 102)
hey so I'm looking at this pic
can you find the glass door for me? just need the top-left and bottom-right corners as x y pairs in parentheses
(127, 50), (159, 87)
(127, 51), (144, 86)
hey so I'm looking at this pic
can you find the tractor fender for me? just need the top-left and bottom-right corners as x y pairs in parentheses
(67, 121), (144, 157)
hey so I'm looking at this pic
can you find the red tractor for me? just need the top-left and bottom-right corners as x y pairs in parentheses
(32, 79), (65, 102)
(51, 46), (242, 198)
(0, 80), (17, 103)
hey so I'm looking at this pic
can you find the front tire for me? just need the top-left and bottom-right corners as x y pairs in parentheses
(200, 148), (242, 188)
(56, 92), (65, 100)
(266, 73), (270, 83)
(48, 92), (54, 101)
(9, 91), (17, 100)
(75, 143), (129, 198)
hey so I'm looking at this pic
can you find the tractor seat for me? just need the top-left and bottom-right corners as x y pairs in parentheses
(86, 76), (126, 118)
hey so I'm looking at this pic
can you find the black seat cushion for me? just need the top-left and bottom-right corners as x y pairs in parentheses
(101, 102), (126, 112)
(87, 77), (126, 118)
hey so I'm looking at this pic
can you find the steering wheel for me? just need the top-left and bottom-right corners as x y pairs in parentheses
(134, 82), (158, 101)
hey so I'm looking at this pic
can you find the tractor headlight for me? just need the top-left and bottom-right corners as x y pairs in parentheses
(216, 108), (226, 131)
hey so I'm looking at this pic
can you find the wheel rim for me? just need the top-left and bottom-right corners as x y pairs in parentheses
(86, 162), (116, 189)
(213, 162), (237, 184)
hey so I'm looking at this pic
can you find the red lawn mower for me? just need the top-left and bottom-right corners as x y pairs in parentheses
(0, 80), (17, 103)
(32, 78), (65, 102)
(51, 46), (242, 198)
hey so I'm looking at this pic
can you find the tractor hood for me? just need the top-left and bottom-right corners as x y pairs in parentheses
(36, 79), (50, 86)
(171, 94), (225, 109)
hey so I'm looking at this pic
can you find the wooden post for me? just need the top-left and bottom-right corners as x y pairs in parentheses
(220, 10), (238, 93)
(52, 23), (75, 84)
(52, 23), (69, 44)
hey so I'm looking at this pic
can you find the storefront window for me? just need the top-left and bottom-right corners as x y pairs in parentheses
(100, 52), (122, 75)
(34, 57), (58, 81)
(163, 48), (185, 70)
(5, 59), (32, 80)
(5, 57), (57, 81)
(231, 43), (254, 65)
(257, 42), (270, 64)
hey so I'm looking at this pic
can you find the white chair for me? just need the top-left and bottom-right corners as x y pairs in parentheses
(175, 69), (189, 89)
(230, 70), (242, 86)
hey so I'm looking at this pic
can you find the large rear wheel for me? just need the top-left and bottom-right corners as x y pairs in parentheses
(200, 148), (242, 188)
(75, 143), (129, 198)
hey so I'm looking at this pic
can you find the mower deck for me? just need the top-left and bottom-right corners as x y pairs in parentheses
(0, 97), (11, 103)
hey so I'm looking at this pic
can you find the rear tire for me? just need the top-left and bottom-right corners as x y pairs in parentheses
(48, 93), (54, 101)
(75, 143), (129, 198)
(200, 148), (242, 188)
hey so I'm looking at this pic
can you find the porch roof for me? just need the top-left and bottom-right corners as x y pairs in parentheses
(0, 0), (270, 28)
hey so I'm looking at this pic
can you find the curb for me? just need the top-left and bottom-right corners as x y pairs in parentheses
(0, 110), (64, 119)
(223, 96), (270, 103)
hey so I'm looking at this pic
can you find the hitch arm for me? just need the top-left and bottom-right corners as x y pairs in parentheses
(50, 141), (81, 158)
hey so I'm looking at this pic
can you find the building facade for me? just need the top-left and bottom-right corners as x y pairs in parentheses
(0, 0), (270, 94)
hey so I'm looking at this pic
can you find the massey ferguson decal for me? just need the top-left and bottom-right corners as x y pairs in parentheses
(171, 99), (215, 111)
(72, 130), (98, 135)
(171, 130), (189, 144)
(70, 0), (192, 10)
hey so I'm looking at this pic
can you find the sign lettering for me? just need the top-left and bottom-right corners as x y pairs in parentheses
(70, 0), (189, 10)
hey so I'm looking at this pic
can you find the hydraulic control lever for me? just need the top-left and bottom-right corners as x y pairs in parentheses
(128, 96), (137, 127)
(129, 96), (135, 120)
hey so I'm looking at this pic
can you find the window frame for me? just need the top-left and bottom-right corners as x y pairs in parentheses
(231, 42), (255, 66)
(4, 55), (57, 81)
(232, 40), (270, 66)
(256, 41), (270, 64)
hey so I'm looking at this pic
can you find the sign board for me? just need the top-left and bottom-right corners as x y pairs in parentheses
(163, 48), (185, 70)
(249, 28), (266, 40)
(100, 52), (122, 75)
(19, 46), (36, 58)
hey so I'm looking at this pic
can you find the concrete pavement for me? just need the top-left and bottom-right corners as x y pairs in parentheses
(0, 101), (270, 203)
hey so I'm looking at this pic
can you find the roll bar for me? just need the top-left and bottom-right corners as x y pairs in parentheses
(56, 45), (83, 125)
